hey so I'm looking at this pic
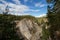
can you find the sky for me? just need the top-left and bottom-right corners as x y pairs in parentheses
(0, 0), (48, 17)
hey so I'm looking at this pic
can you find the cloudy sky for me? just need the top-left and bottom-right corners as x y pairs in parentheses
(0, 0), (48, 17)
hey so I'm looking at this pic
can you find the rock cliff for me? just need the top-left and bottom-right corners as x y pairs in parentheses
(15, 18), (42, 40)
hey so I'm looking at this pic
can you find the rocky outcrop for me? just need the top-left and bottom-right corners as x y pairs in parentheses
(15, 18), (42, 40)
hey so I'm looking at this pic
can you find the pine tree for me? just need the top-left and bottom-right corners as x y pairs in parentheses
(0, 5), (21, 40)
(3, 5), (9, 15)
(47, 0), (60, 40)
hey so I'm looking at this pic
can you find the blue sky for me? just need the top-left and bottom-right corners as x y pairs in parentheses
(0, 0), (48, 17)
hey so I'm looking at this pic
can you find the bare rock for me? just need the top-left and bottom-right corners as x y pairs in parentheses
(16, 18), (42, 40)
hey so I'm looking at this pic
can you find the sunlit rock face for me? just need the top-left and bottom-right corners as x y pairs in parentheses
(16, 18), (42, 40)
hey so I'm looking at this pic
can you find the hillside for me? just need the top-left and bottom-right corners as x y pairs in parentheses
(0, 14), (49, 40)
(0, 14), (41, 40)
(37, 17), (48, 24)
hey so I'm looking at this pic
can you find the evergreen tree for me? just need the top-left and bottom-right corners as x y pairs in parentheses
(0, 6), (21, 40)
(47, 0), (60, 40)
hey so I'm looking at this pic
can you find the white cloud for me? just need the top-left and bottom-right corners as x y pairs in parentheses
(7, 3), (30, 15)
(0, 0), (21, 5)
(31, 10), (40, 12)
(0, 0), (30, 15)
(0, 4), (5, 10)
(24, 0), (28, 2)
(27, 9), (40, 12)
(0, 0), (8, 5)
(35, 14), (46, 17)
(35, 3), (46, 7)
(0, 4), (7, 13)
(8, 3), (29, 11)
(0, 0), (41, 16)
(12, 0), (21, 5)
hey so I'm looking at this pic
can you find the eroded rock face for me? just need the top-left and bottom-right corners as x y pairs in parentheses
(16, 18), (42, 40)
